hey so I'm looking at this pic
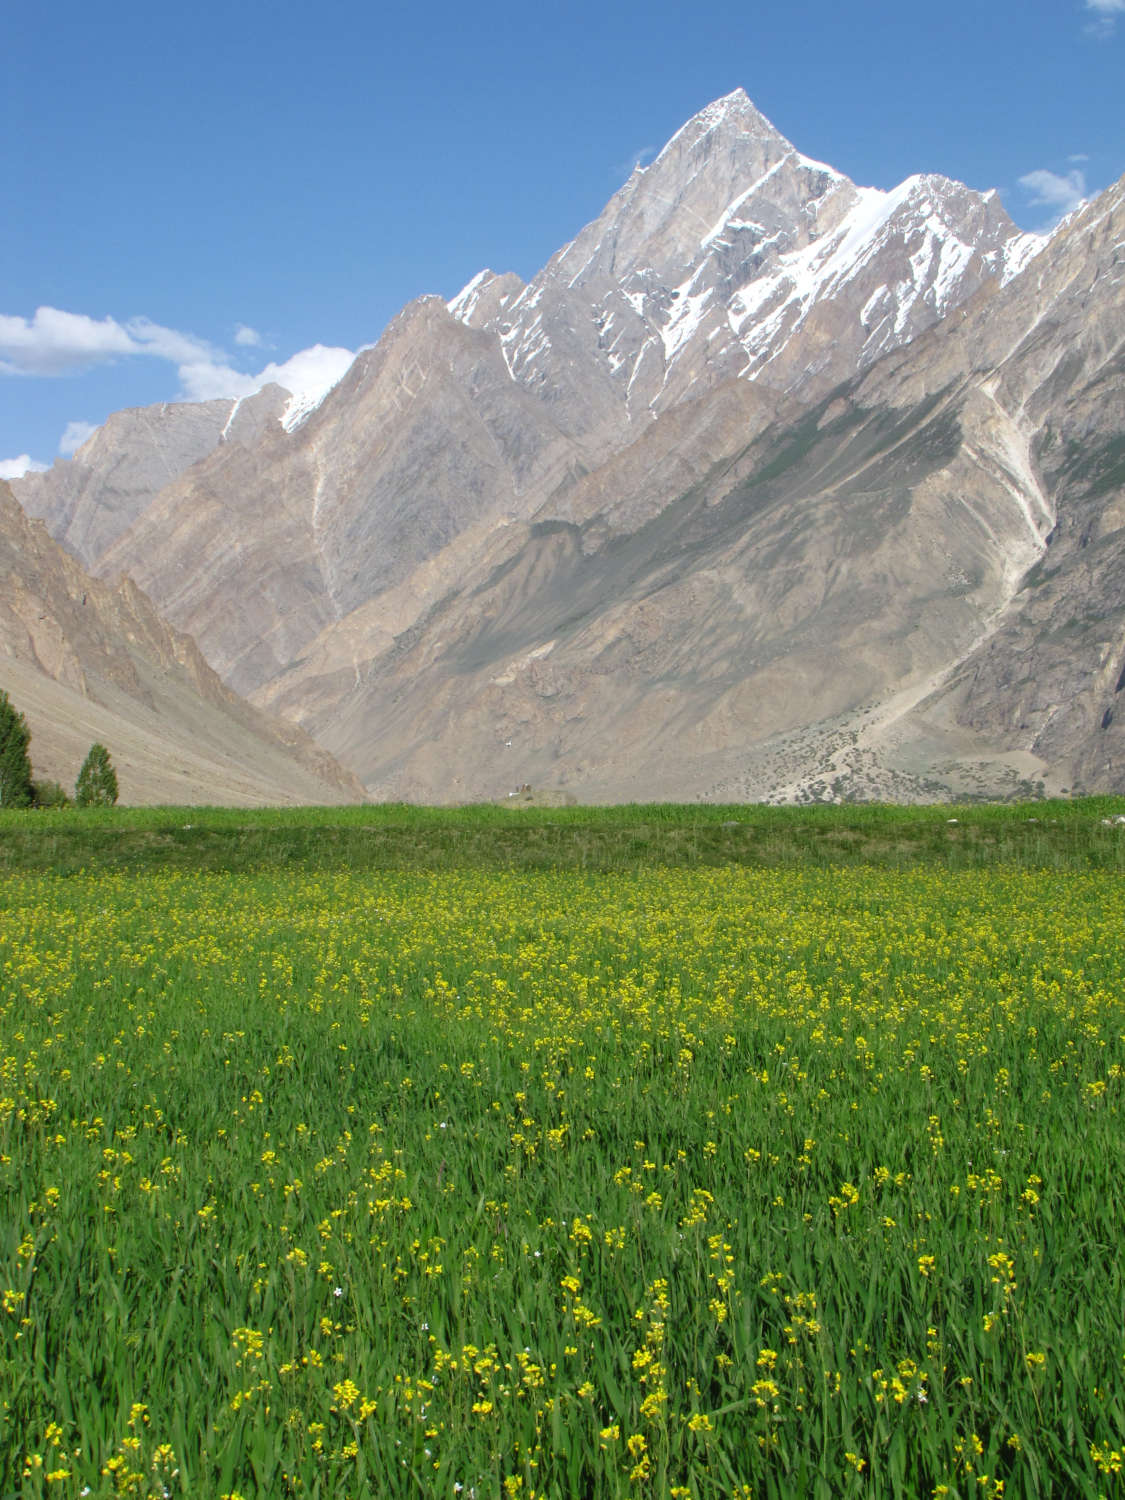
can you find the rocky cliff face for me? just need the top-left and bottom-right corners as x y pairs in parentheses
(878, 177), (1125, 799)
(15, 393), (257, 565)
(0, 482), (365, 805)
(10, 92), (1123, 803)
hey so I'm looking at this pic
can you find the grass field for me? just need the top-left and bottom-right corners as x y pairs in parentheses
(3, 796), (1125, 876)
(1, 802), (1123, 1496)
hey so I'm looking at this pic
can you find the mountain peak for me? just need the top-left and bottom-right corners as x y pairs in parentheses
(700, 85), (752, 116)
(651, 88), (790, 168)
(690, 87), (769, 127)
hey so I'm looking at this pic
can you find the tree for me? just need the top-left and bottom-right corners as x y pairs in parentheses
(0, 690), (33, 808)
(32, 778), (71, 808)
(76, 743), (119, 807)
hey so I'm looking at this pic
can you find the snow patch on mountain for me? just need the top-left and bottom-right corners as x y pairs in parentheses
(671, 173), (1047, 386)
(448, 270), (494, 322)
(660, 278), (714, 361)
(995, 231), (1048, 284)
(443, 91), (1052, 426)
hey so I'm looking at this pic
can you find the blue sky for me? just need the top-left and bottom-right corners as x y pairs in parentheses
(2, 0), (1122, 474)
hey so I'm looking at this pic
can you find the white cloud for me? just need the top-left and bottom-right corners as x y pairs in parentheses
(256, 345), (356, 400)
(0, 307), (225, 377)
(158, 343), (355, 412)
(1018, 167), (1087, 225)
(124, 316), (227, 368)
(0, 454), (49, 479)
(0, 304), (356, 422)
(176, 360), (262, 403)
(0, 308), (137, 375)
(167, 343), (355, 422)
(59, 420), (100, 457)
(1084, 0), (1124, 35)
(617, 145), (656, 179)
(234, 323), (265, 347)
(1068, 152), (1091, 163)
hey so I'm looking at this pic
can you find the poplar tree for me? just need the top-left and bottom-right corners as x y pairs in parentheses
(76, 743), (119, 807)
(0, 690), (33, 808)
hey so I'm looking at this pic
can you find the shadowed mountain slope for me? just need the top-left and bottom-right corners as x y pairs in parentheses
(0, 482), (365, 805)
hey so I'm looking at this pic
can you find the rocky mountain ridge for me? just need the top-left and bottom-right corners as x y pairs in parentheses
(449, 91), (1042, 420)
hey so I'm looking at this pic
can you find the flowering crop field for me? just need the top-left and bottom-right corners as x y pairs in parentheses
(1, 860), (1123, 1497)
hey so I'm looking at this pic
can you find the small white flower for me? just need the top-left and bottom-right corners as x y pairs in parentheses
(333, 1286), (344, 1297)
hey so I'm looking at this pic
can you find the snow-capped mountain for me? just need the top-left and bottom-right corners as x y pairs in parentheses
(12, 89), (1125, 804)
(18, 90), (1043, 610)
(449, 90), (1042, 417)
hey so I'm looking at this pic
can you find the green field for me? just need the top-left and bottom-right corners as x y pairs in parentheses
(4, 796), (1125, 876)
(1, 803), (1123, 1496)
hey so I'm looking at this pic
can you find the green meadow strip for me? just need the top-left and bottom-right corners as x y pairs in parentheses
(0, 795), (1124, 876)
